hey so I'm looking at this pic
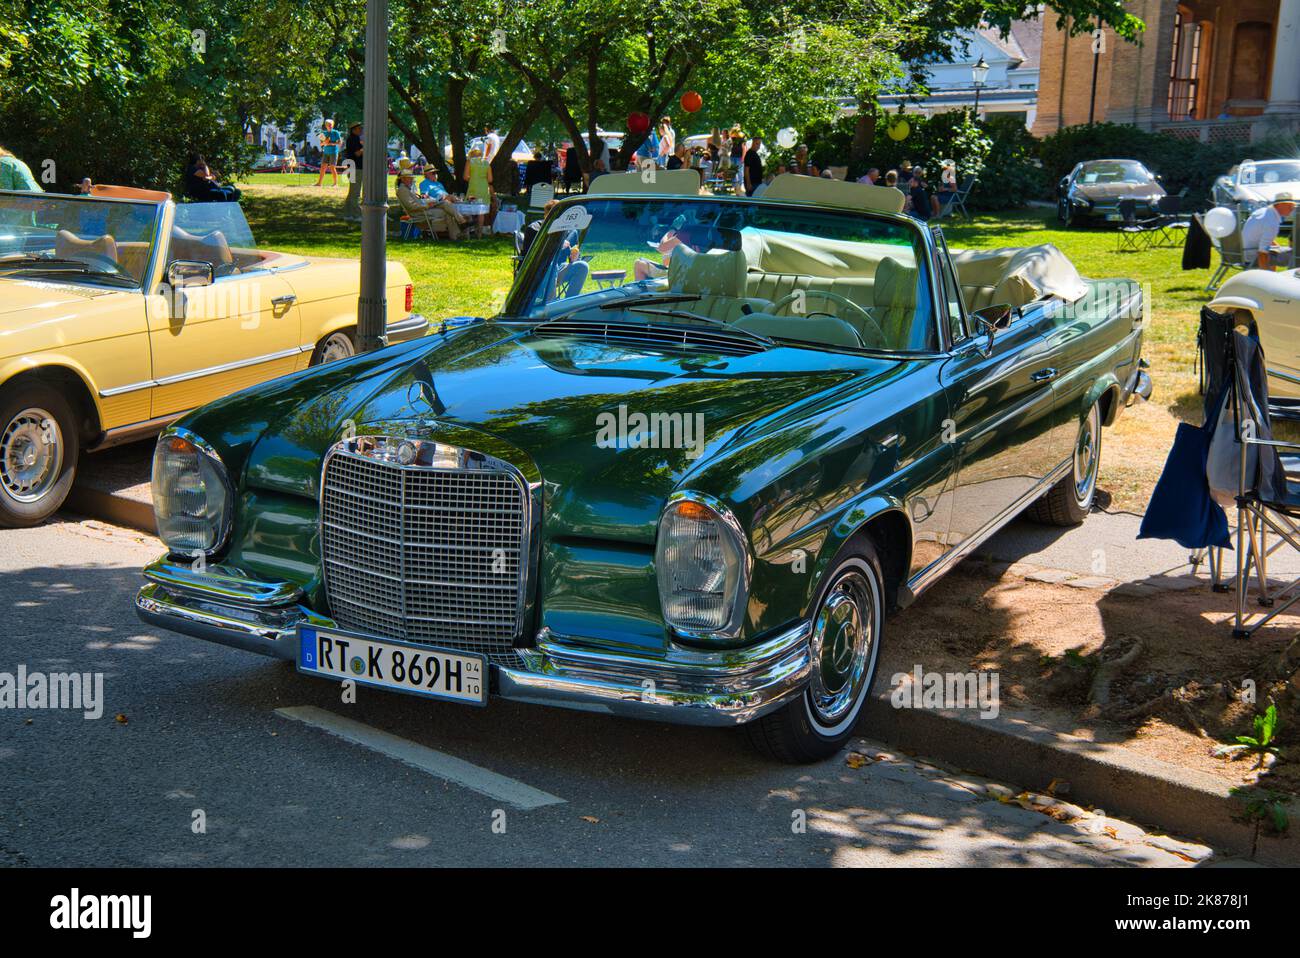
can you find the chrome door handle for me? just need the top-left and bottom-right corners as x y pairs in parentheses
(1030, 367), (1058, 382)
(271, 294), (297, 308)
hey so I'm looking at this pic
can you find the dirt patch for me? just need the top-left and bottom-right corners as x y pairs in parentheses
(884, 561), (1300, 797)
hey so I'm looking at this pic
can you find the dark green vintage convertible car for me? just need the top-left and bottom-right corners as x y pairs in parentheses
(136, 172), (1151, 761)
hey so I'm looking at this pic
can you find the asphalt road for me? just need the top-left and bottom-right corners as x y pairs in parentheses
(0, 515), (1214, 867)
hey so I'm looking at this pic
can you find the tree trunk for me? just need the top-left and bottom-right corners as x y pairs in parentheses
(492, 96), (547, 197)
(849, 96), (876, 177)
(586, 45), (600, 172)
(447, 75), (469, 191)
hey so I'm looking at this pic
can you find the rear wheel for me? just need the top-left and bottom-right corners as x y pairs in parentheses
(311, 329), (357, 365)
(1030, 400), (1102, 526)
(746, 539), (884, 763)
(0, 381), (79, 528)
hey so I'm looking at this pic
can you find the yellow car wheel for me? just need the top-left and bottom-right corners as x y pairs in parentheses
(0, 381), (79, 528)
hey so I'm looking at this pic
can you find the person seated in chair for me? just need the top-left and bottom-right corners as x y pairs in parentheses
(184, 154), (241, 203)
(1242, 193), (1297, 270)
(397, 172), (463, 240)
(418, 167), (469, 232)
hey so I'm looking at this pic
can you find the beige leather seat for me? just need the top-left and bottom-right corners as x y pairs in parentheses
(55, 229), (119, 268)
(667, 246), (769, 323)
(872, 256), (926, 350)
(169, 226), (235, 276)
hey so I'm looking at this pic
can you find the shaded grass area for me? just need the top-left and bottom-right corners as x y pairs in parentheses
(240, 186), (1214, 511)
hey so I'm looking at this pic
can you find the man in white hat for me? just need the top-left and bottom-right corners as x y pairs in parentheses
(1241, 192), (1297, 269)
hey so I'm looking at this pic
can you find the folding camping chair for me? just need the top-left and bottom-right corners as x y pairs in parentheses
(1116, 198), (1161, 252)
(1216, 316), (1300, 637)
(1151, 194), (1191, 248)
(1204, 214), (1251, 292)
(1191, 307), (1300, 595)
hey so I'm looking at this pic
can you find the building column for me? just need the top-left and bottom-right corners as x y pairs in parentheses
(1266, 0), (1300, 114)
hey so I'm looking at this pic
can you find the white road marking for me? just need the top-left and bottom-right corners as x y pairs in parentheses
(275, 705), (565, 810)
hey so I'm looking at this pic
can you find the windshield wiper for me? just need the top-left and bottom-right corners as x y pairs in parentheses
(626, 307), (774, 347)
(0, 261), (136, 286)
(600, 293), (701, 310)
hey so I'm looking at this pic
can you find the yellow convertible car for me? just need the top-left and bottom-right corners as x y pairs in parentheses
(0, 186), (428, 527)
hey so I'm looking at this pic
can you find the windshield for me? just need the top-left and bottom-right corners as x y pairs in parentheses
(1239, 160), (1300, 185)
(1078, 161), (1153, 184)
(0, 191), (159, 287)
(507, 196), (936, 353)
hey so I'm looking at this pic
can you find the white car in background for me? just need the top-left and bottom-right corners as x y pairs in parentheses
(1213, 159), (1300, 221)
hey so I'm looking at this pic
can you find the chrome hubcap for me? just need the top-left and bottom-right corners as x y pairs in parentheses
(807, 569), (875, 726)
(1, 408), (62, 503)
(1073, 406), (1100, 507)
(320, 334), (355, 363)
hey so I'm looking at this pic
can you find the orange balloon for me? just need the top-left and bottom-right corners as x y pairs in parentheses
(680, 91), (703, 113)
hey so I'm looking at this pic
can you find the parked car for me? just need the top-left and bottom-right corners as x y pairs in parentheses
(135, 173), (1150, 762)
(1057, 159), (1166, 227)
(0, 187), (428, 527)
(1212, 158), (1300, 230)
(1208, 264), (1300, 399)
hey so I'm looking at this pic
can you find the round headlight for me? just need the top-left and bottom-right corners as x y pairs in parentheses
(655, 493), (750, 638)
(152, 428), (233, 556)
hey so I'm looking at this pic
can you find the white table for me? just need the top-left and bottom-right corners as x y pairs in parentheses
(493, 210), (525, 235)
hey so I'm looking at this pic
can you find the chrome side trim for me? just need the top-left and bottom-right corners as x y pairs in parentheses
(904, 457), (1073, 603)
(98, 347), (301, 396)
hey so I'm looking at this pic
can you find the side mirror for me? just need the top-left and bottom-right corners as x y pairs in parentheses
(1058, 176), (1070, 192)
(971, 303), (1014, 352)
(167, 260), (214, 288)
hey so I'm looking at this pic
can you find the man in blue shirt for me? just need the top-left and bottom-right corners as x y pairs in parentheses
(418, 167), (450, 202)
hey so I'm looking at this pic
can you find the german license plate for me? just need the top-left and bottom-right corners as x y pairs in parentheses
(1105, 213), (1123, 222)
(297, 627), (487, 706)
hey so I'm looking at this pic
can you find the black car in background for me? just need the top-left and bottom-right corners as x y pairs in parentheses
(1057, 159), (1167, 227)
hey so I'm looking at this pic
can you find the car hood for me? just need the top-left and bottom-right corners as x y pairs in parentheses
(0, 276), (122, 318)
(238, 322), (892, 539)
(1234, 181), (1300, 204)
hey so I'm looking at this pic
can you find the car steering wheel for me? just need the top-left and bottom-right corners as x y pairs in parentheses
(770, 289), (888, 348)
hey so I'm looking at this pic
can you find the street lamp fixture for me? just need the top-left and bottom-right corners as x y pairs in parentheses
(971, 55), (990, 117)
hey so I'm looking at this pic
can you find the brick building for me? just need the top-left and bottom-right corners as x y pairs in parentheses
(1034, 0), (1300, 143)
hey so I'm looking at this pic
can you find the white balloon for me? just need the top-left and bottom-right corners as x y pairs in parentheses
(776, 127), (798, 150)
(1203, 206), (1237, 239)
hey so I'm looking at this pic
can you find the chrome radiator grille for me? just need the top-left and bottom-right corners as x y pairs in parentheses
(320, 441), (529, 665)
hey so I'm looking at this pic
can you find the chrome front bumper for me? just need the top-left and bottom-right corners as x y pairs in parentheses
(135, 558), (811, 727)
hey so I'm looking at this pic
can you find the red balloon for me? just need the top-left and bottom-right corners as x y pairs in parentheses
(680, 91), (703, 114)
(627, 112), (651, 135)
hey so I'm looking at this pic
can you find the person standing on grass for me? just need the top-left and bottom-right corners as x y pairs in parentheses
(315, 120), (343, 187)
(909, 166), (939, 221)
(0, 146), (42, 192)
(343, 123), (364, 222)
(743, 134), (764, 197)
(284, 146), (297, 174)
(462, 147), (493, 236)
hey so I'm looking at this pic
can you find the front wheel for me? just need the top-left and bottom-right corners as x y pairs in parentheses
(0, 381), (80, 528)
(746, 539), (884, 763)
(1030, 400), (1102, 526)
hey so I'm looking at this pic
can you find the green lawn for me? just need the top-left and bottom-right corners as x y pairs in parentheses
(239, 176), (515, 320)
(239, 181), (1222, 511)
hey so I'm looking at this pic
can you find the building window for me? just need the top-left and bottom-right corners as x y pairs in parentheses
(1167, 8), (1203, 120)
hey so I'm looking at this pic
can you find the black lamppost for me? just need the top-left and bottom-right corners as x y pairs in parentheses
(356, 0), (389, 353)
(971, 55), (990, 118)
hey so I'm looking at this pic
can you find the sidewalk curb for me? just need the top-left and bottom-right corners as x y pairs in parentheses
(864, 695), (1295, 865)
(65, 485), (156, 535)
